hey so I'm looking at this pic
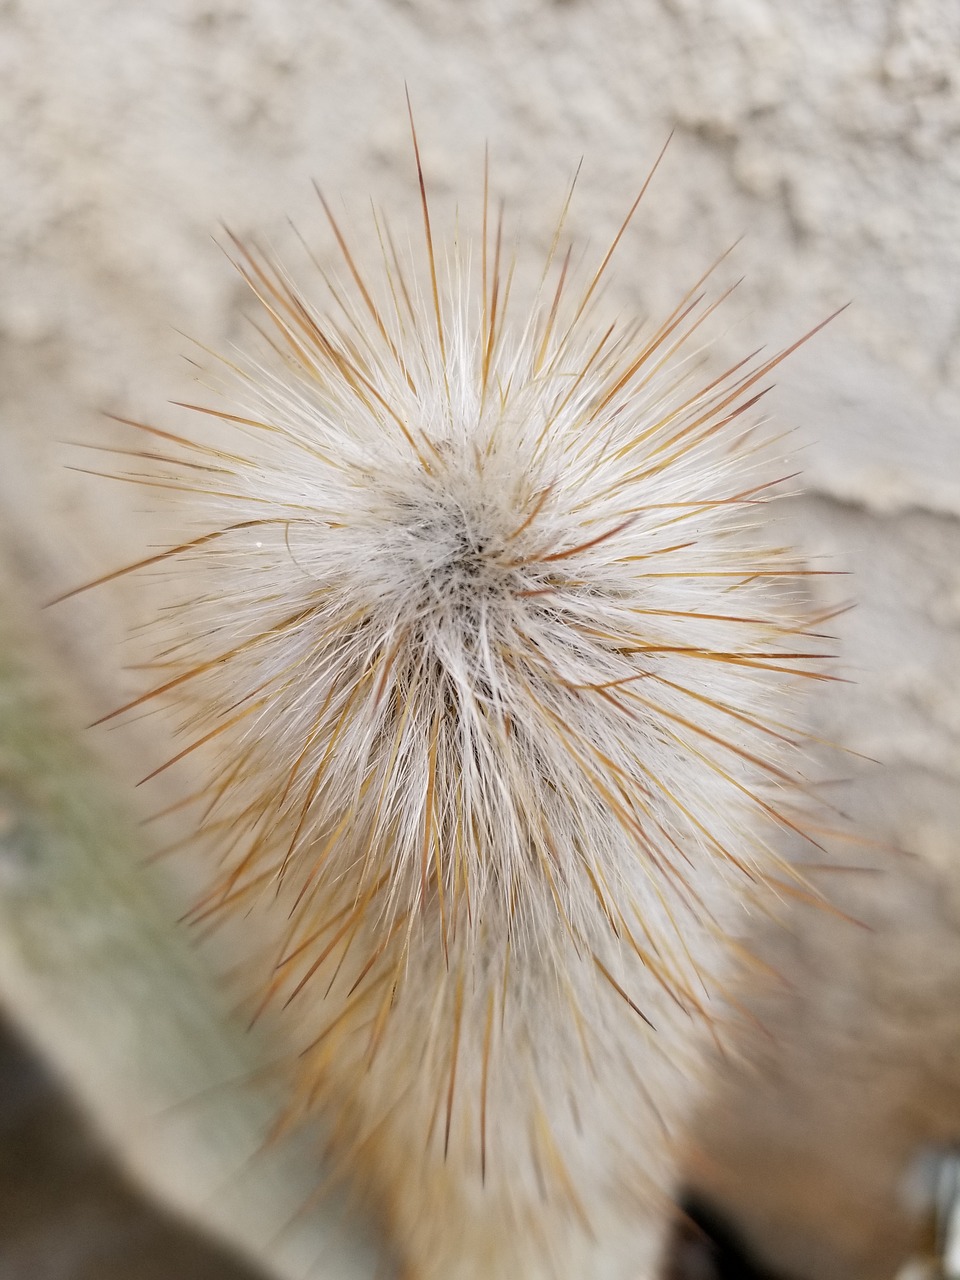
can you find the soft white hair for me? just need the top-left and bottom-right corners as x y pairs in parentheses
(85, 130), (835, 1279)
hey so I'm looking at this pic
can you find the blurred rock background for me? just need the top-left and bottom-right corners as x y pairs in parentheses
(1, 1), (959, 1277)
(0, 1013), (270, 1280)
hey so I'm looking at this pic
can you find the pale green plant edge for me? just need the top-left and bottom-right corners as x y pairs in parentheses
(0, 589), (386, 1280)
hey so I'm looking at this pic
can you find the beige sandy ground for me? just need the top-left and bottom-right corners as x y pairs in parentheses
(2, 2), (960, 1277)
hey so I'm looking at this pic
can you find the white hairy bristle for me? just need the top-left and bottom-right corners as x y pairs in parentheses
(73, 126), (837, 1279)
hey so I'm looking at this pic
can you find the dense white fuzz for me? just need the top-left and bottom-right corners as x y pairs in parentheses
(89, 142), (833, 1279)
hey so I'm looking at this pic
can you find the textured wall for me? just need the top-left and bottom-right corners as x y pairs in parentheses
(1, 2), (959, 1277)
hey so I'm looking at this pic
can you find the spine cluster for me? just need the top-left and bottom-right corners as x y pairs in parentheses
(75, 126), (836, 1278)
